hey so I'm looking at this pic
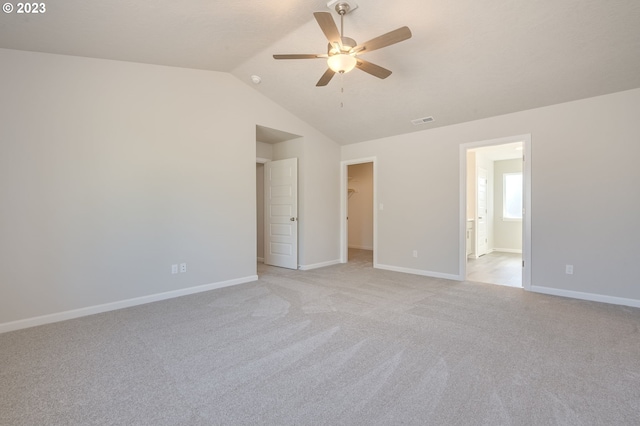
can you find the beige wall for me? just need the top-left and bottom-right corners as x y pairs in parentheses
(466, 151), (476, 220)
(347, 163), (374, 250)
(272, 137), (341, 268)
(342, 88), (640, 303)
(2, 47), (638, 328)
(256, 141), (273, 160)
(0, 48), (340, 328)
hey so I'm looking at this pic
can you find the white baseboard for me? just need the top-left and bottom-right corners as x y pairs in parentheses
(299, 259), (341, 271)
(257, 257), (264, 263)
(348, 244), (373, 250)
(530, 285), (640, 308)
(375, 263), (461, 281)
(493, 248), (523, 254)
(0, 275), (259, 334)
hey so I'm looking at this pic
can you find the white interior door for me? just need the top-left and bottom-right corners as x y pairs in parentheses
(476, 167), (488, 257)
(264, 158), (298, 269)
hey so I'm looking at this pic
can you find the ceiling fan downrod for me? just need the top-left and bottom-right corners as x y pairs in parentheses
(335, 2), (351, 38)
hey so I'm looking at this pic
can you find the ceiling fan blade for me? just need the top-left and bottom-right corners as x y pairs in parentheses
(316, 68), (336, 86)
(314, 12), (342, 47)
(273, 54), (327, 59)
(353, 26), (412, 54)
(355, 59), (392, 79)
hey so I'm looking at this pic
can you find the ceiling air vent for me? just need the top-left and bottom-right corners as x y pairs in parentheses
(411, 116), (435, 126)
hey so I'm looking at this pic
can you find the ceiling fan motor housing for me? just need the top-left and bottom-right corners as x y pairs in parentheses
(328, 37), (356, 55)
(335, 2), (350, 15)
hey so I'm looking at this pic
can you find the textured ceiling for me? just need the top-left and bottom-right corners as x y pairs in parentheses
(2, 0), (639, 145)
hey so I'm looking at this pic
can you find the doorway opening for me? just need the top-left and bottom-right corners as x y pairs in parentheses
(340, 157), (377, 266)
(460, 135), (531, 289)
(256, 125), (302, 272)
(346, 162), (374, 266)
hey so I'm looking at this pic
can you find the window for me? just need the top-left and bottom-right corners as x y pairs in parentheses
(503, 172), (522, 220)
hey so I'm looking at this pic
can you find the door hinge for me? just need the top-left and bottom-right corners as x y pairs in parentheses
(522, 260), (525, 268)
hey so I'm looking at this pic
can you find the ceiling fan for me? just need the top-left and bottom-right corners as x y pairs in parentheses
(273, 2), (412, 87)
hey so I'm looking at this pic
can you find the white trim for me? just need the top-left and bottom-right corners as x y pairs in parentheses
(492, 248), (523, 254)
(376, 264), (461, 281)
(523, 137), (532, 290)
(299, 259), (341, 270)
(531, 285), (640, 309)
(340, 157), (377, 265)
(257, 257), (264, 263)
(459, 134), (532, 290)
(348, 244), (373, 250)
(0, 275), (258, 334)
(256, 157), (270, 164)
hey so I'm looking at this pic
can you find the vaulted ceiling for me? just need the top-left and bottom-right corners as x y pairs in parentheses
(2, 0), (639, 144)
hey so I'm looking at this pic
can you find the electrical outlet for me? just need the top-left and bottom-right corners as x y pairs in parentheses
(413, 250), (418, 258)
(565, 264), (573, 275)
(180, 263), (187, 273)
(171, 264), (178, 274)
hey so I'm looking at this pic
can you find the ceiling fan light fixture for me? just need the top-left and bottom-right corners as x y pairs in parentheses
(327, 53), (357, 73)
(273, 7), (411, 86)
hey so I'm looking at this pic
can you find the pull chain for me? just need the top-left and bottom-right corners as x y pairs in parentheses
(340, 72), (345, 108)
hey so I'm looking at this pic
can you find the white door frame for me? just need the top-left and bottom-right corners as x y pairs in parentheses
(340, 157), (377, 265)
(256, 158), (269, 264)
(459, 134), (532, 290)
(476, 167), (489, 258)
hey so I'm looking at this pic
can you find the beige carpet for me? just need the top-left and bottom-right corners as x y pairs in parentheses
(1, 250), (639, 425)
